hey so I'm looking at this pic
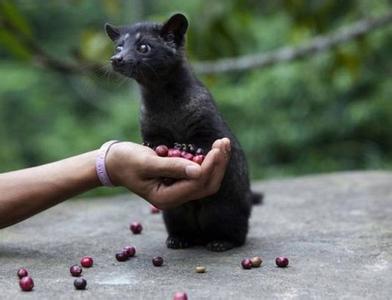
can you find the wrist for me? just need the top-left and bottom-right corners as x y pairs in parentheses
(96, 140), (121, 187)
(104, 142), (123, 187)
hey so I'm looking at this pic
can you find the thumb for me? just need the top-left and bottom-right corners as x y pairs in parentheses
(144, 156), (202, 179)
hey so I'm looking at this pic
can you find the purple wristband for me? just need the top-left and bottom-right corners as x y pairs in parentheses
(96, 140), (120, 187)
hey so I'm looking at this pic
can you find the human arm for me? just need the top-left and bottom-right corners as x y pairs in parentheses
(0, 138), (230, 228)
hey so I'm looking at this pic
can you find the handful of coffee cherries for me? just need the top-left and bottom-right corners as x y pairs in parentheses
(143, 142), (206, 185)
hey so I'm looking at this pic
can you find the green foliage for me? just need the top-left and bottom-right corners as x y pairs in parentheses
(0, 0), (391, 197)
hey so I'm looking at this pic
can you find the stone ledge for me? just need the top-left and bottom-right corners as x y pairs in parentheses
(0, 171), (391, 299)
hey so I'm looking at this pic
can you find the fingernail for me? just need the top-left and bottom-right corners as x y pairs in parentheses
(185, 165), (201, 178)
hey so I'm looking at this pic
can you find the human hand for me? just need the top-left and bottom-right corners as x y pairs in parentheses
(106, 138), (231, 209)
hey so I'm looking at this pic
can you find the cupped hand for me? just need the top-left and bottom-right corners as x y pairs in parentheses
(106, 138), (231, 209)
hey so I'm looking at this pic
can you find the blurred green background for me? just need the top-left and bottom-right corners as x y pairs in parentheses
(0, 0), (391, 196)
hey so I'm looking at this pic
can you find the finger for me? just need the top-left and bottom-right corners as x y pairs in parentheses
(146, 178), (201, 210)
(203, 139), (231, 191)
(144, 156), (201, 179)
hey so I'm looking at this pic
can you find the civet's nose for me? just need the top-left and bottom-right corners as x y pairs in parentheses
(110, 55), (124, 65)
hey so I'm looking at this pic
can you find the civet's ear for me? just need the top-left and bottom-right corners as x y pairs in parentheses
(160, 13), (188, 45)
(105, 23), (121, 41)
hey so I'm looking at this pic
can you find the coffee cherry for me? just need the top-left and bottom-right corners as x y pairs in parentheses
(17, 268), (28, 279)
(74, 278), (87, 290)
(241, 258), (252, 269)
(162, 177), (175, 186)
(275, 256), (289, 268)
(130, 222), (143, 234)
(152, 256), (164, 267)
(173, 292), (188, 300)
(19, 276), (34, 291)
(250, 256), (263, 268)
(70, 265), (82, 277)
(192, 155), (204, 165)
(155, 145), (169, 157)
(150, 206), (160, 214)
(168, 149), (182, 157)
(115, 251), (129, 262)
(123, 246), (136, 257)
(195, 148), (204, 155)
(181, 152), (193, 161)
(80, 256), (93, 268)
(195, 266), (206, 273)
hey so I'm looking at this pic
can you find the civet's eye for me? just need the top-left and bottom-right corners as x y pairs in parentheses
(136, 43), (151, 54)
(116, 45), (123, 52)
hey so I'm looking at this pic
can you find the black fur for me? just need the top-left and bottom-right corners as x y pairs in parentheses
(106, 14), (261, 251)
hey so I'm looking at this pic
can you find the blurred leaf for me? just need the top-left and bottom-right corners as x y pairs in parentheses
(0, 28), (31, 59)
(0, 0), (32, 38)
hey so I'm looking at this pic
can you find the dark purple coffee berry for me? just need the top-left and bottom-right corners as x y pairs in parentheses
(173, 292), (188, 300)
(187, 144), (196, 154)
(19, 276), (34, 291)
(155, 145), (169, 157)
(152, 256), (164, 267)
(70, 265), (82, 277)
(80, 256), (93, 268)
(168, 149), (182, 157)
(123, 246), (136, 257)
(275, 256), (289, 268)
(74, 278), (87, 290)
(241, 258), (252, 269)
(195, 148), (204, 155)
(192, 155), (204, 165)
(115, 251), (129, 262)
(130, 222), (143, 234)
(162, 177), (175, 186)
(17, 268), (28, 279)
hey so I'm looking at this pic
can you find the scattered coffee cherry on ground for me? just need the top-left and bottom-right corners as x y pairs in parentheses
(19, 276), (34, 291)
(74, 278), (87, 290)
(250, 256), (263, 268)
(130, 222), (143, 234)
(80, 256), (93, 268)
(241, 258), (253, 269)
(275, 256), (289, 267)
(69, 265), (82, 277)
(155, 145), (169, 157)
(17, 268), (28, 279)
(152, 256), (164, 267)
(115, 251), (129, 262)
(195, 266), (206, 273)
(173, 292), (188, 300)
(150, 206), (160, 214)
(123, 246), (136, 257)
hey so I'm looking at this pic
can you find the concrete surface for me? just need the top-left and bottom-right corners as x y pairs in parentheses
(0, 171), (391, 300)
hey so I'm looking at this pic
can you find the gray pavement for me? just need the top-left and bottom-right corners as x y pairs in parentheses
(1, 171), (391, 299)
